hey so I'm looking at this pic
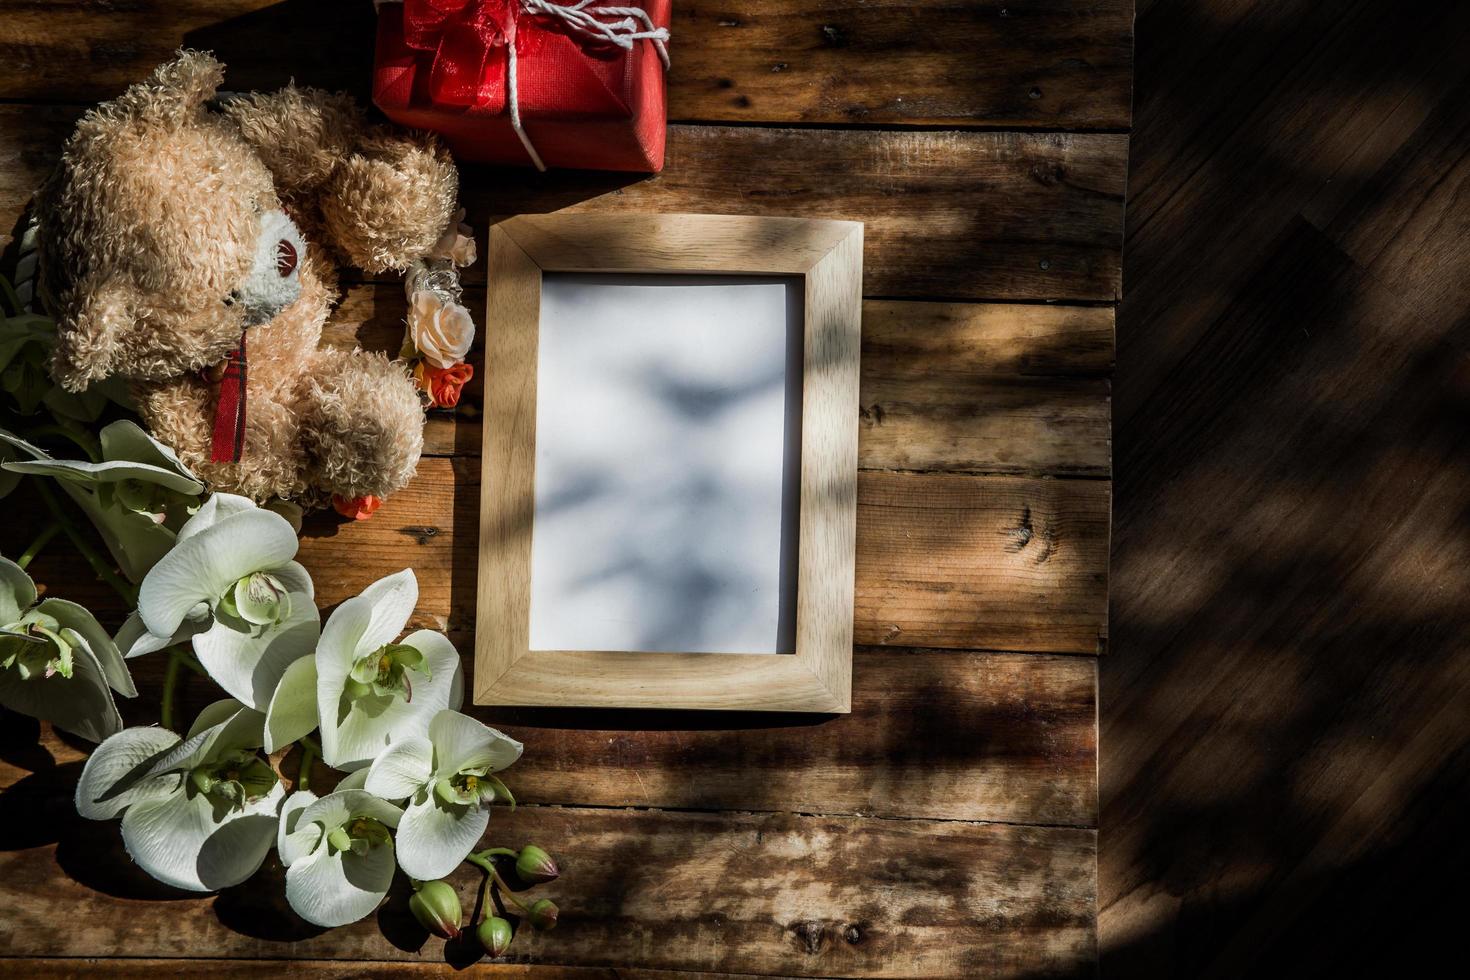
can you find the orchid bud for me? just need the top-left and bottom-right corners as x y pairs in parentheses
(526, 898), (559, 931)
(409, 879), (462, 939)
(476, 915), (513, 956)
(515, 845), (559, 884)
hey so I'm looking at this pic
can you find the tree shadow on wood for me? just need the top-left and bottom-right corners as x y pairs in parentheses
(1106, 0), (1470, 967)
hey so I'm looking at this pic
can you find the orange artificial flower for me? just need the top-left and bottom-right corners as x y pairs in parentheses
(414, 360), (474, 409)
(333, 494), (382, 521)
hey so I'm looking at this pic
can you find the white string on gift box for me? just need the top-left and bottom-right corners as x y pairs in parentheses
(507, 0), (671, 171)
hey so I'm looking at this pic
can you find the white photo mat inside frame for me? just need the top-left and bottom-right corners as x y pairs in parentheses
(528, 273), (804, 655)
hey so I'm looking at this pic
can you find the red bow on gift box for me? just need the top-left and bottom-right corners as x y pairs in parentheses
(397, 0), (670, 170)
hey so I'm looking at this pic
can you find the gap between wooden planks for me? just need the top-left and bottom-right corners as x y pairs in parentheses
(0, 0), (1134, 129)
(0, 797), (1095, 979)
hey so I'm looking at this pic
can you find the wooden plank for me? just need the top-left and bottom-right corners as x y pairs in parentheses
(0, 803), (1096, 978)
(1, 462), (1109, 653)
(856, 471), (1110, 653)
(0, 1), (1134, 129)
(465, 127), (1127, 301)
(325, 285), (1114, 476)
(485, 651), (1097, 826)
(2, 649), (1098, 827)
(0, 108), (1129, 301)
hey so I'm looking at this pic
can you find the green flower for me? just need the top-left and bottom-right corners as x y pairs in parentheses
(263, 570), (462, 770)
(278, 786), (404, 927)
(118, 493), (319, 712)
(74, 701), (284, 891)
(0, 555), (134, 742)
(364, 709), (522, 881)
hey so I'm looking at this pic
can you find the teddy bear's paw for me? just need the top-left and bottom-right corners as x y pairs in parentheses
(300, 347), (426, 500)
(319, 128), (459, 275)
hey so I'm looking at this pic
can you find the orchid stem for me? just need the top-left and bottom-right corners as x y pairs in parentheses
(16, 522), (60, 569)
(160, 648), (183, 732)
(176, 650), (207, 677)
(478, 872), (493, 924)
(34, 481), (137, 605)
(298, 742), (316, 792)
(300, 734), (322, 756)
(464, 851), (531, 914)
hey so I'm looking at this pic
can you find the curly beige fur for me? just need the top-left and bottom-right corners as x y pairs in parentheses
(37, 50), (459, 506)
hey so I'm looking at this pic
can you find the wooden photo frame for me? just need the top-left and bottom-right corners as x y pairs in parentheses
(476, 213), (863, 712)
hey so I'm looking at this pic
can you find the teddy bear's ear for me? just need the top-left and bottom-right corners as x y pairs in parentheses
(114, 49), (225, 126)
(51, 276), (136, 392)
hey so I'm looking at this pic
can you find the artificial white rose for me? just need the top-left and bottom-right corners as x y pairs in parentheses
(0, 555), (135, 742)
(74, 701), (285, 891)
(116, 493), (319, 711)
(408, 289), (474, 369)
(266, 569), (462, 769)
(279, 787), (404, 927)
(365, 709), (522, 881)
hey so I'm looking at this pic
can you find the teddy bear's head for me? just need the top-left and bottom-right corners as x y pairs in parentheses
(39, 51), (309, 391)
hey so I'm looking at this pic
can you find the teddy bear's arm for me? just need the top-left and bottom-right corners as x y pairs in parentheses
(316, 125), (462, 275)
(223, 87), (460, 275)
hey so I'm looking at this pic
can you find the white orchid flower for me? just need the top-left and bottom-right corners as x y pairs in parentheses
(117, 493), (319, 712)
(278, 786), (404, 927)
(0, 555), (135, 742)
(264, 569), (462, 770)
(0, 421), (204, 581)
(74, 701), (285, 891)
(365, 709), (522, 881)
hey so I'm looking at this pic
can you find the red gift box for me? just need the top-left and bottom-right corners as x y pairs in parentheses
(373, 0), (670, 172)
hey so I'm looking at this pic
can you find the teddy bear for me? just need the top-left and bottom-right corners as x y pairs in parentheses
(32, 50), (467, 510)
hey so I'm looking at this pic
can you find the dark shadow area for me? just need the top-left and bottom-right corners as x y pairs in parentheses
(0, 711), (54, 773)
(1106, 0), (1470, 974)
(376, 873), (430, 954)
(0, 763), (193, 901)
(183, 0), (379, 99)
(215, 853), (328, 942)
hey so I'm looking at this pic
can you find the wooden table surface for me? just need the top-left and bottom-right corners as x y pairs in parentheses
(0, 2), (1127, 977)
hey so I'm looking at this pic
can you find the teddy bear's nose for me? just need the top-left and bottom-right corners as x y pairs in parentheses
(276, 239), (298, 277)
